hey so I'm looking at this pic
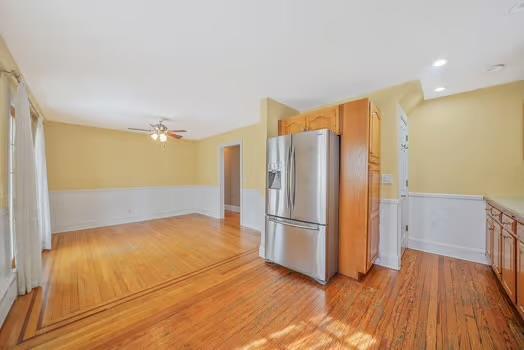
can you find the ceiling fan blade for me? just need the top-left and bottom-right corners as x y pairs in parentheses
(170, 129), (187, 133)
(168, 132), (183, 139)
(128, 128), (151, 132)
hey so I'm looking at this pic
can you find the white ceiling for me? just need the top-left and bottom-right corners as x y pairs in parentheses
(1, 0), (523, 139)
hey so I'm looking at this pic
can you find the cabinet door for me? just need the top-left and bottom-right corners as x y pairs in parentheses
(501, 230), (516, 303)
(486, 217), (494, 265)
(278, 116), (307, 135)
(306, 107), (340, 134)
(493, 223), (502, 275)
(517, 241), (524, 318)
(367, 164), (380, 270)
(369, 104), (381, 164)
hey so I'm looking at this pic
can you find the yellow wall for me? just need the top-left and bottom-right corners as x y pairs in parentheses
(196, 123), (266, 192)
(46, 122), (197, 190)
(409, 81), (524, 196)
(195, 98), (297, 195)
(45, 98), (298, 194)
(265, 98), (299, 138)
(369, 81), (423, 199)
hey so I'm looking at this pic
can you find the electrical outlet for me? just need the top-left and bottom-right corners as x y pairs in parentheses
(381, 174), (393, 185)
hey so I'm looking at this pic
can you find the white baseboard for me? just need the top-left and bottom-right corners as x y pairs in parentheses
(375, 255), (401, 270)
(408, 192), (487, 265)
(224, 205), (240, 213)
(408, 237), (489, 265)
(0, 272), (16, 327)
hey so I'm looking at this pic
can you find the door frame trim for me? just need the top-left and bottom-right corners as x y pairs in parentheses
(219, 141), (243, 225)
(398, 105), (409, 263)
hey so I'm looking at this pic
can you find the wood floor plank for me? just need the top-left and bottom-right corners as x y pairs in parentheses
(1, 212), (523, 349)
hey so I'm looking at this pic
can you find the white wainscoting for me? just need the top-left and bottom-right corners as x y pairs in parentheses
(408, 192), (487, 264)
(0, 208), (16, 327)
(50, 186), (201, 233)
(193, 186), (221, 219)
(375, 199), (402, 270)
(50, 186), (266, 238)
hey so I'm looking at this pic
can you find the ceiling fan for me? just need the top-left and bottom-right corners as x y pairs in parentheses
(128, 120), (187, 142)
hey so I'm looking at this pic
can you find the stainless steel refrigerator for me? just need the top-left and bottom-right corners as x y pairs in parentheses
(265, 129), (339, 284)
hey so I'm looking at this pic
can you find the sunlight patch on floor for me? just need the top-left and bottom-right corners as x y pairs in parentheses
(236, 314), (377, 349)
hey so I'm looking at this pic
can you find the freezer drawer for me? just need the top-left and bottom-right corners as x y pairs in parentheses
(265, 216), (328, 283)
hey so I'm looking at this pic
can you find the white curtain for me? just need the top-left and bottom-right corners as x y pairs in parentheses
(14, 83), (41, 294)
(35, 117), (51, 250)
(0, 75), (12, 281)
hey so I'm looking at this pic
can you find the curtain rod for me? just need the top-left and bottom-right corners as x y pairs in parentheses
(0, 68), (41, 118)
(0, 68), (21, 83)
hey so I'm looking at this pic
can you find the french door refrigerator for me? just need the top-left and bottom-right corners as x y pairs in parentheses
(265, 129), (339, 284)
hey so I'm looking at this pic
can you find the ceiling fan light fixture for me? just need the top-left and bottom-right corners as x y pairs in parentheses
(159, 133), (168, 142)
(150, 132), (159, 141)
(432, 58), (448, 67)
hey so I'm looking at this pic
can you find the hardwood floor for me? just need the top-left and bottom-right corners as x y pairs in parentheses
(1, 213), (523, 349)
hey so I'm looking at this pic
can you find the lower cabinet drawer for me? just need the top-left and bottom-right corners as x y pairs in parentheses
(501, 213), (516, 234)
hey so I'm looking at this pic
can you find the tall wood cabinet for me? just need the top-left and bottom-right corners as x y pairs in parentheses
(339, 98), (381, 279)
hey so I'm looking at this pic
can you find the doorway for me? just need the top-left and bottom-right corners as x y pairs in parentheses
(399, 108), (409, 257)
(221, 144), (241, 226)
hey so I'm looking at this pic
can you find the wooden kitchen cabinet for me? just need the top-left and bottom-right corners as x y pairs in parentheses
(278, 106), (341, 135)
(367, 163), (381, 269)
(278, 115), (307, 135)
(339, 98), (382, 279)
(517, 240), (524, 318)
(486, 200), (524, 321)
(305, 107), (340, 134)
(493, 221), (502, 276)
(501, 229), (517, 303)
(486, 217), (494, 265)
(369, 104), (381, 164)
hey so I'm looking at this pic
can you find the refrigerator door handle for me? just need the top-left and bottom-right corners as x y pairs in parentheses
(289, 145), (297, 210)
(267, 217), (319, 231)
(286, 143), (292, 210)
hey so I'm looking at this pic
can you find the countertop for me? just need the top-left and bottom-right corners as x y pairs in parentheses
(485, 196), (524, 222)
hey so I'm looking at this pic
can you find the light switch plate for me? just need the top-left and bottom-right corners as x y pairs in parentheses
(381, 174), (393, 185)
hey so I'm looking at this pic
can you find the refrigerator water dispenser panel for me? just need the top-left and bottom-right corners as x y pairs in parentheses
(268, 170), (281, 189)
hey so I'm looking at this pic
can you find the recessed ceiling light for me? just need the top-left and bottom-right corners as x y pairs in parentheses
(434, 87), (446, 92)
(509, 1), (524, 14)
(432, 59), (448, 67)
(486, 64), (506, 72)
